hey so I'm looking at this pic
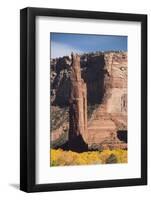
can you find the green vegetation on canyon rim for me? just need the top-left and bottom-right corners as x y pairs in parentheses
(50, 149), (127, 166)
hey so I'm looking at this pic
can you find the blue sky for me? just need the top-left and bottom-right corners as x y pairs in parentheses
(50, 32), (127, 58)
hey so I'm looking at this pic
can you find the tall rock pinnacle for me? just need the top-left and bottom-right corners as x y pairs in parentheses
(69, 53), (88, 145)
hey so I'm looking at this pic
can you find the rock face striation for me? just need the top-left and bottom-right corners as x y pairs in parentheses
(51, 51), (127, 150)
(87, 52), (127, 149)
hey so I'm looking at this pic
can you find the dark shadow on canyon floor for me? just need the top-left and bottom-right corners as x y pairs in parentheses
(117, 130), (127, 143)
(55, 134), (88, 153)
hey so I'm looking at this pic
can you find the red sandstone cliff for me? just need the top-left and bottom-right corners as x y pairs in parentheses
(51, 51), (127, 150)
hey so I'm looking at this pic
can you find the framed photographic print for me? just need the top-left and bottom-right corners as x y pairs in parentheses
(20, 7), (147, 192)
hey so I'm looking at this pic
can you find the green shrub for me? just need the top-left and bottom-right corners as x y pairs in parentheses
(106, 153), (117, 164)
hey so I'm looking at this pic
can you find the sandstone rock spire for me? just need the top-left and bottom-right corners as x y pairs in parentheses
(69, 53), (88, 145)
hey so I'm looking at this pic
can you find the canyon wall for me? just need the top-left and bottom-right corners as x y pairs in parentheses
(51, 51), (127, 150)
(87, 52), (127, 149)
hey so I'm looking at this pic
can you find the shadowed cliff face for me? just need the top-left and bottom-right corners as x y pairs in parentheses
(84, 54), (105, 105)
(51, 53), (105, 107)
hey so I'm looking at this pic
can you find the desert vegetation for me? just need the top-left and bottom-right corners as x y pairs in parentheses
(50, 149), (127, 166)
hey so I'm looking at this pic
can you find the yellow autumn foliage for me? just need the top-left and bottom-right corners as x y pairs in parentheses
(50, 149), (127, 166)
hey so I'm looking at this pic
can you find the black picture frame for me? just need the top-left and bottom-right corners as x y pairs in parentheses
(20, 7), (147, 192)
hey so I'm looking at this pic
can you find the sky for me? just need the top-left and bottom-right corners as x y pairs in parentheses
(50, 32), (127, 58)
